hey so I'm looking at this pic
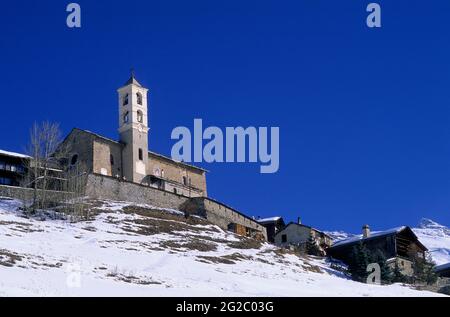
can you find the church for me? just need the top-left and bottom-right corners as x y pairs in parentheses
(0, 73), (268, 241)
(59, 73), (208, 198)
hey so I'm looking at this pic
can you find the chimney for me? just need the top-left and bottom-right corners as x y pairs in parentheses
(298, 217), (302, 225)
(362, 225), (370, 238)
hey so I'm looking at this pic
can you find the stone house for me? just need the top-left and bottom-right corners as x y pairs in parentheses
(274, 221), (333, 255)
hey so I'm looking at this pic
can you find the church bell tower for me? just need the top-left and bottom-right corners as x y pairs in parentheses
(117, 71), (149, 184)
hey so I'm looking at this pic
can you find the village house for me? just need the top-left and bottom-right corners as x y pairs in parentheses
(274, 219), (333, 255)
(0, 150), (64, 190)
(257, 217), (285, 243)
(327, 225), (428, 276)
(0, 150), (28, 187)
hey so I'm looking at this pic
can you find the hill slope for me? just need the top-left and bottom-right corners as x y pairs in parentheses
(0, 197), (443, 297)
(413, 219), (450, 265)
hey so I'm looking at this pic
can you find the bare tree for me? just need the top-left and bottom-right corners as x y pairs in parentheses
(24, 122), (63, 212)
(62, 161), (89, 221)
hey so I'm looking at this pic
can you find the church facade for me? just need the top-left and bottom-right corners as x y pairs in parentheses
(59, 74), (208, 198)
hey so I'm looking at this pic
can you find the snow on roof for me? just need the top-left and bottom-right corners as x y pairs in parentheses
(331, 226), (407, 248)
(258, 217), (282, 223)
(0, 149), (31, 159)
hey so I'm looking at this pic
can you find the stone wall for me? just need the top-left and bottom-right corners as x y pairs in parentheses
(85, 173), (190, 210)
(93, 140), (123, 178)
(186, 197), (267, 240)
(59, 129), (95, 172)
(0, 185), (69, 202)
(147, 152), (207, 196)
(84, 173), (267, 240)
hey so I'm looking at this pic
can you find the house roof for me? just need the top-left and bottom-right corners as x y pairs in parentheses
(257, 216), (283, 224)
(0, 149), (31, 159)
(275, 222), (332, 239)
(330, 226), (427, 251)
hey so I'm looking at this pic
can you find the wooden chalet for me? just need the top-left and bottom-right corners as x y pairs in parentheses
(327, 225), (428, 276)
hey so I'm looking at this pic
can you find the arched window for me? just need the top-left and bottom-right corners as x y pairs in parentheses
(110, 154), (114, 166)
(71, 154), (79, 166)
(123, 94), (129, 106)
(137, 110), (143, 123)
(138, 148), (143, 161)
(123, 111), (129, 123)
(137, 92), (143, 105)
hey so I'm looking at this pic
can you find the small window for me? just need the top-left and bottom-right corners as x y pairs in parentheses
(110, 154), (114, 166)
(123, 94), (129, 106)
(137, 110), (143, 123)
(161, 169), (165, 178)
(123, 111), (129, 124)
(138, 149), (143, 161)
(173, 188), (178, 194)
(0, 161), (5, 170)
(281, 234), (287, 243)
(183, 176), (187, 186)
(71, 154), (78, 165)
(137, 92), (143, 105)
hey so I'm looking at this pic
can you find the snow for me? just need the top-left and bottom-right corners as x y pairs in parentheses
(331, 227), (407, 248)
(413, 219), (450, 265)
(257, 217), (282, 223)
(0, 149), (31, 159)
(0, 197), (443, 297)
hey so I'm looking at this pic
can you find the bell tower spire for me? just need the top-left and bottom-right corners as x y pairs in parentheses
(117, 71), (149, 184)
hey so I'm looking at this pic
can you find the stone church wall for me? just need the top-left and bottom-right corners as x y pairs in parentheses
(85, 173), (190, 210)
(84, 173), (267, 240)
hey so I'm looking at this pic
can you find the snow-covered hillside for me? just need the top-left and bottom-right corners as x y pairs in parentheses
(413, 219), (450, 265)
(0, 197), (443, 297)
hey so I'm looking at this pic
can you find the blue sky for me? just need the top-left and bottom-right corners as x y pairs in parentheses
(1, 1), (449, 233)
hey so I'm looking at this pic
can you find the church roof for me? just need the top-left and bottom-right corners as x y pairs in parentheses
(124, 74), (143, 87)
